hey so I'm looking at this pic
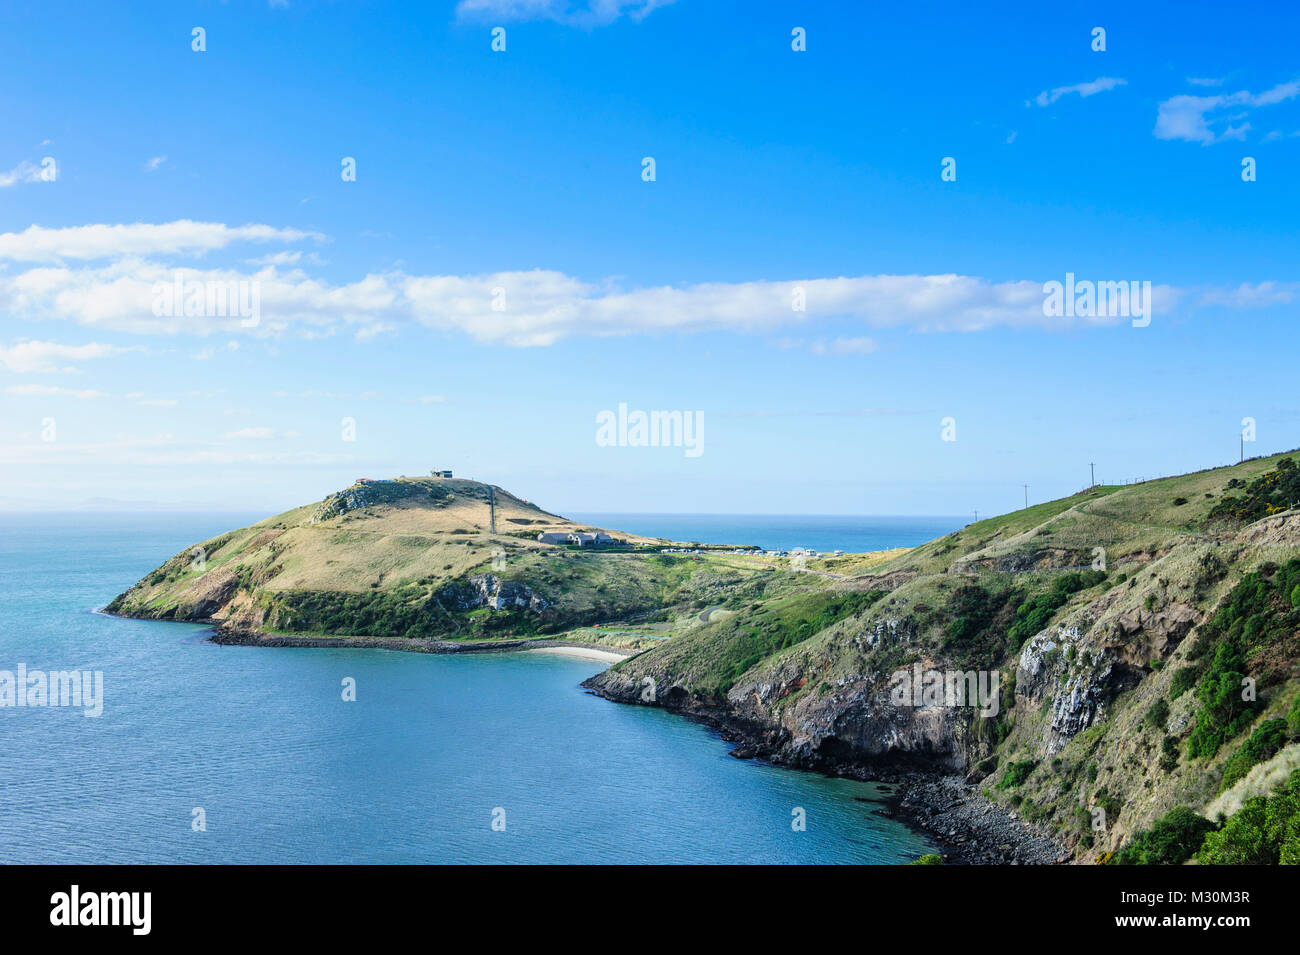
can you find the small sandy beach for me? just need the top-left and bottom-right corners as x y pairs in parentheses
(526, 645), (630, 663)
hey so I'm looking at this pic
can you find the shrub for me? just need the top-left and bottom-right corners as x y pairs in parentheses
(997, 759), (1038, 790)
(1005, 570), (1106, 649)
(1198, 770), (1300, 865)
(1094, 786), (1122, 825)
(942, 583), (1021, 668)
(1173, 497), (1188, 506)
(1209, 457), (1300, 523)
(1184, 559), (1300, 758)
(1219, 718), (1289, 792)
(1160, 736), (1180, 772)
(1146, 698), (1170, 732)
(909, 853), (944, 865)
(1111, 806), (1216, 865)
(1169, 665), (1200, 700)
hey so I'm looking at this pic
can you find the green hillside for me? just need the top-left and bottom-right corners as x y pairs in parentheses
(586, 450), (1300, 864)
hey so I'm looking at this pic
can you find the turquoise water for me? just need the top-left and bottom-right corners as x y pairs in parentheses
(568, 513), (965, 553)
(0, 513), (935, 864)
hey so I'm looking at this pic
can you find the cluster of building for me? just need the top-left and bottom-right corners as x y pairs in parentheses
(753, 547), (844, 558)
(536, 531), (623, 547)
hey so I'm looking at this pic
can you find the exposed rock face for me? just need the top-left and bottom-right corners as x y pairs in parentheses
(440, 574), (549, 613)
(1017, 622), (1148, 755)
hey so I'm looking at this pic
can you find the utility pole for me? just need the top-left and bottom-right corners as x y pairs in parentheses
(1089, 462), (1095, 487)
(488, 485), (497, 535)
(973, 508), (978, 523)
(1240, 433), (1244, 464)
(1023, 484), (1029, 509)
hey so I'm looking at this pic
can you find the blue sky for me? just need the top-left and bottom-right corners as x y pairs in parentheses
(2, 0), (1298, 516)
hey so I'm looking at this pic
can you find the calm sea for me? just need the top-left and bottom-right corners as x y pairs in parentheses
(0, 512), (938, 864)
(568, 513), (965, 552)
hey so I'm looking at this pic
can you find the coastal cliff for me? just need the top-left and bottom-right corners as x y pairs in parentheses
(108, 456), (1300, 864)
(585, 452), (1300, 864)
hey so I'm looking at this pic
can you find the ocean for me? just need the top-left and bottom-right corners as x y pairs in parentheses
(0, 512), (940, 864)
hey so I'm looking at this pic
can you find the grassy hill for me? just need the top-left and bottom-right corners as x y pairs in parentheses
(106, 475), (773, 643)
(110, 455), (1300, 863)
(585, 450), (1300, 864)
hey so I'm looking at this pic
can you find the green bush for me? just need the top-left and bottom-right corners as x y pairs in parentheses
(1169, 666), (1200, 700)
(909, 853), (944, 865)
(1185, 559), (1300, 758)
(1005, 570), (1107, 649)
(1198, 770), (1300, 865)
(997, 759), (1038, 790)
(1146, 698), (1170, 732)
(942, 583), (1021, 668)
(1209, 458), (1300, 523)
(1111, 806), (1216, 865)
(1159, 735), (1180, 772)
(1219, 718), (1289, 792)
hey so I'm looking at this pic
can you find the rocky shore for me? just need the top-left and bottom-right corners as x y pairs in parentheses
(580, 675), (1066, 865)
(882, 775), (1067, 865)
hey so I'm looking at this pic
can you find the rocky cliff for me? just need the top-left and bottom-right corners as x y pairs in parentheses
(586, 452), (1300, 863)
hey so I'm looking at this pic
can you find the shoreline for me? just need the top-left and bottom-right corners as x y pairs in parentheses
(579, 679), (1068, 865)
(207, 624), (637, 660)
(108, 609), (1053, 863)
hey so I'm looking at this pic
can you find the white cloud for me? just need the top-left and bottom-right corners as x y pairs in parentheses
(0, 160), (51, 188)
(455, 0), (674, 27)
(1155, 78), (1300, 144)
(0, 253), (1184, 346)
(0, 220), (322, 263)
(1187, 77), (1225, 87)
(143, 156), (167, 172)
(1198, 282), (1300, 308)
(191, 341), (240, 360)
(6, 383), (109, 399)
(4, 220), (1288, 350)
(1031, 77), (1126, 107)
(809, 337), (880, 356)
(0, 340), (127, 373)
(221, 427), (299, 440)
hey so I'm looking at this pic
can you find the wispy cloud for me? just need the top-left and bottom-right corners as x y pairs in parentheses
(1155, 78), (1300, 144)
(455, 0), (675, 27)
(0, 220), (322, 263)
(0, 160), (51, 188)
(1030, 77), (1126, 107)
(220, 427), (300, 440)
(143, 155), (167, 172)
(5, 383), (109, 400)
(0, 340), (128, 373)
(809, 336), (880, 356)
(6, 220), (1290, 349)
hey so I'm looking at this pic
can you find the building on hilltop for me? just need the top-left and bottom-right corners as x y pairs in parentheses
(430, 469), (453, 478)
